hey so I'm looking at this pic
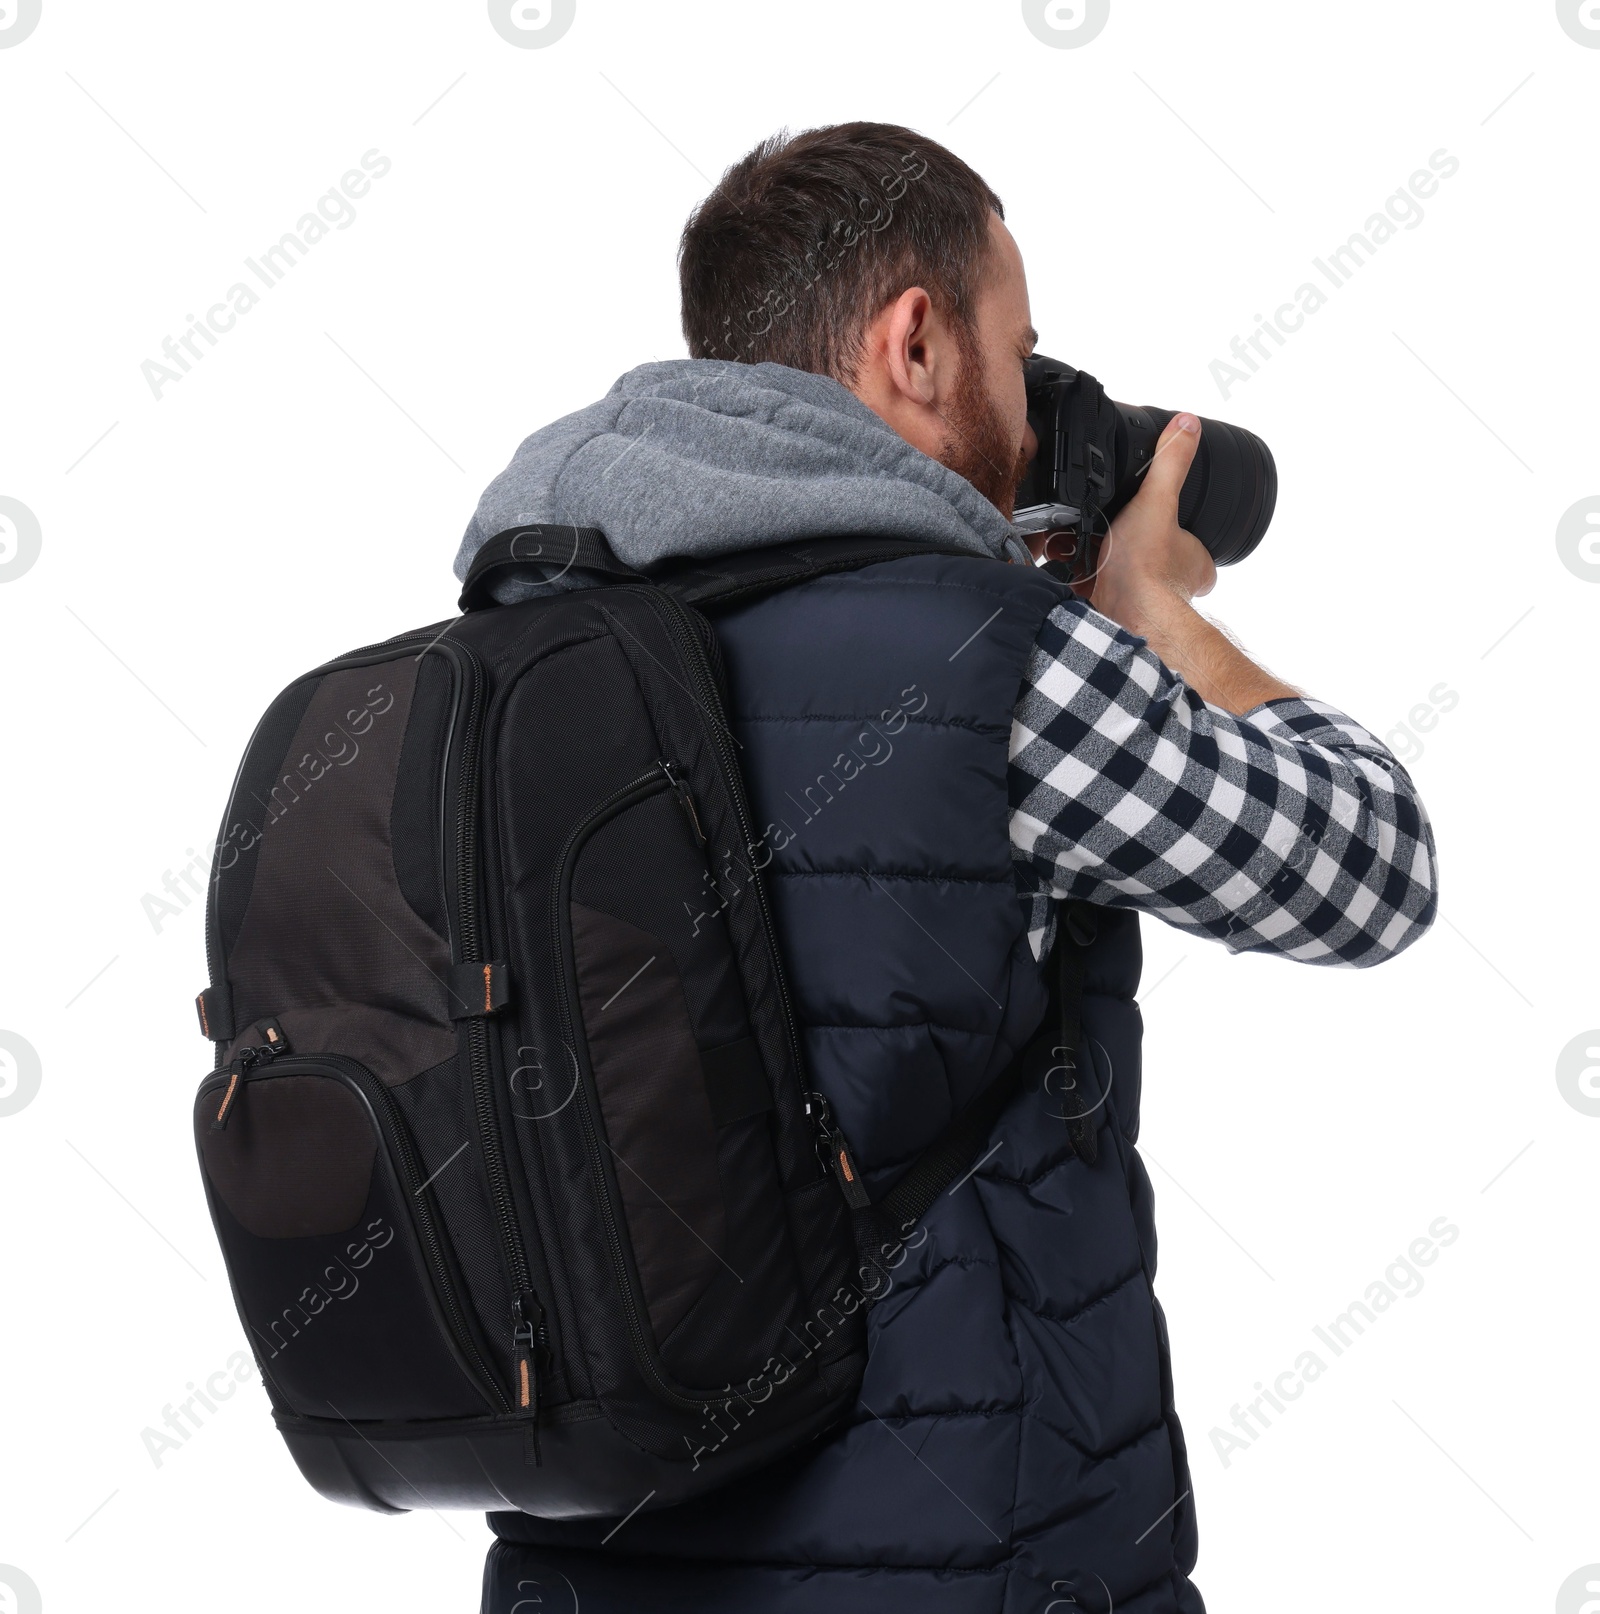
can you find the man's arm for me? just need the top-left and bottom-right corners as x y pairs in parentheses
(1012, 413), (1438, 966)
(1083, 412), (1296, 716)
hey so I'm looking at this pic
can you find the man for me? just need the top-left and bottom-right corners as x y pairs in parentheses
(465, 123), (1436, 1614)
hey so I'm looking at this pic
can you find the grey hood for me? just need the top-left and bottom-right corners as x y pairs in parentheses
(451, 359), (1031, 599)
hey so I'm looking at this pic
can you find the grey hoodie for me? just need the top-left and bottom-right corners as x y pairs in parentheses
(451, 359), (1032, 598)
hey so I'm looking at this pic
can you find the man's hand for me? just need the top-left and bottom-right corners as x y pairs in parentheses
(1087, 413), (1214, 632)
(1074, 413), (1298, 715)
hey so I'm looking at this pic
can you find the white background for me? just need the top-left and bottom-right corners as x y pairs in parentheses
(1, 2), (1596, 1610)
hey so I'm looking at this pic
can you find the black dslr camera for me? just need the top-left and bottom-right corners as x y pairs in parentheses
(1014, 355), (1277, 569)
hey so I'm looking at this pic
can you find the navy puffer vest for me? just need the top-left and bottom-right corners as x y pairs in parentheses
(487, 554), (1204, 1614)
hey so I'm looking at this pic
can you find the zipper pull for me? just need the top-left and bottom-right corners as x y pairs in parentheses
(512, 1292), (544, 1462)
(210, 1028), (289, 1133)
(828, 1130), (871, 1210)
(658, 760), (706, 846)
(211, 1058), (247, 1133)
(211, 1020), (290, 1132)
(808, 1093), (871, 1210)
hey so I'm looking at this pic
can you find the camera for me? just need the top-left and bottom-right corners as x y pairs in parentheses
(1014, 354), (1277, 568)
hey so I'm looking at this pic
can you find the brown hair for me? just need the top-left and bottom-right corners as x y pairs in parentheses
(678, 122), (1003, 381)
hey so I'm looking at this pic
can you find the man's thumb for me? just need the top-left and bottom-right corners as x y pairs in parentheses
(1143, 412), (1202, 506)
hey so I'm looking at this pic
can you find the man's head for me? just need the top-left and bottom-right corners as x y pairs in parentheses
(679, 122), (1037, 519)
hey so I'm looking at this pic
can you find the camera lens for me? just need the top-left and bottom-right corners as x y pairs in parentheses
(1118, 405), (1277, 566)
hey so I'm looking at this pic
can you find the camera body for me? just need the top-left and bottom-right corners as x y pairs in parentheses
(1014, 355), (1277, 568)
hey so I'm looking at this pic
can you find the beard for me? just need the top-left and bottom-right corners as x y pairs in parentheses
(936, 329), (1031, 521)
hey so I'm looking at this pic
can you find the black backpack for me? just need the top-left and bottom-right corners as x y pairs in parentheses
(192, 528), (1096, 1517)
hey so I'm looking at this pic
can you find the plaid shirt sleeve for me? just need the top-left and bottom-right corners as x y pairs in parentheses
(1007, 597), (1439, 967)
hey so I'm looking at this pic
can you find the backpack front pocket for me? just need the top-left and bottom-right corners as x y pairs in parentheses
(194, 1055), (503, 1422)
(553, 769), (801, 1396)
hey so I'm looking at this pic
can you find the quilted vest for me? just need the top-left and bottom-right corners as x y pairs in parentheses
(487, 553), (1205, 1614)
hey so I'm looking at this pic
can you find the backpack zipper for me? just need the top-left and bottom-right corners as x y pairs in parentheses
(512, 1290), (547, 1460)
(639, 587), (849, 1184)
(210, 1018), (291, 1131)
(450, 639), (554, 1418)
(658, 759), (706, 845)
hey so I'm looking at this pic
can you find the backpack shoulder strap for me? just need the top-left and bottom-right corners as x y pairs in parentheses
(864, 900), (1101, 1284)
(653, 535), (981, 611)
(460, 529), (992, 614)
(458, 525), (643, 610)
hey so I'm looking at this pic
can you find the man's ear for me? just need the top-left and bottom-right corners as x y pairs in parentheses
(847, 285), (951, 460)
(881, 287), (938, 406)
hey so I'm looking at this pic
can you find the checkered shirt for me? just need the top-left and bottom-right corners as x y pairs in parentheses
(1009, 598), (1439, 966)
